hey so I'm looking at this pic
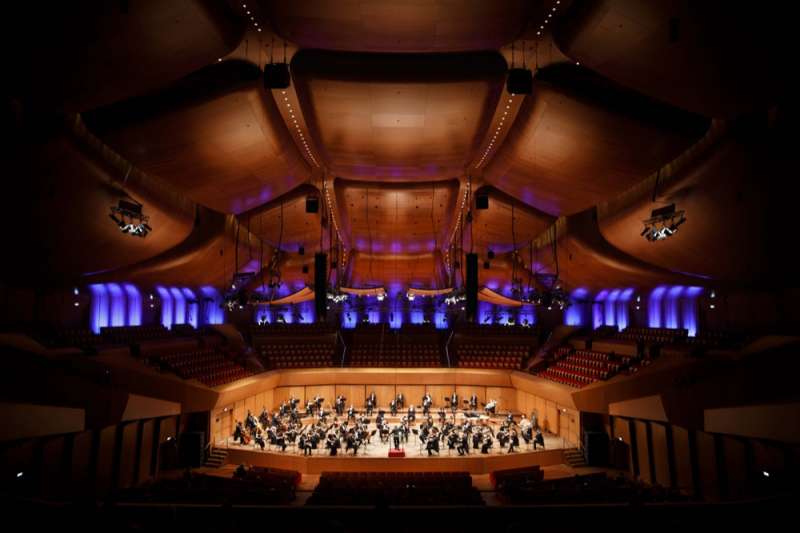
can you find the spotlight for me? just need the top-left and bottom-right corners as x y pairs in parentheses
(377, 293), (385, 302)
(641, 204), (684, 242)
(110, 199), (151, 238)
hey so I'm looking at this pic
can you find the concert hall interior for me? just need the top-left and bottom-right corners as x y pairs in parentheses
(1, 0), (797, 530)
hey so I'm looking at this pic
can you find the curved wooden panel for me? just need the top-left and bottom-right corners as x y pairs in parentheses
(348, 252), (446, 289)
(264, 0), (533, 53)
(5, 130), (195, 286)
(555, 0), (791, 118)
(336, 178), (459, 254)
(84, 61), (311, 214)
(292, 50), (506, 181)
(598, 122), (795, 285)
(9, 0), (244, 112)
(472, 186), (555, 256)
(482, 64), (708, 216)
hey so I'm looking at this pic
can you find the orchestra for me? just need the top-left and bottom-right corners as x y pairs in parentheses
(228, 396), (550, 458)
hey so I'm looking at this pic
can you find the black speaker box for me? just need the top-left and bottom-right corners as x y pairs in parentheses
(314, 253), (327, 320)
(466, 253), (478, 322)
(264, 63), (291, 89)
(178, 431), (205, 468)
(507, 68), (533, 95)
(306, 196), (319, 213)
(475, 192), (489, 210)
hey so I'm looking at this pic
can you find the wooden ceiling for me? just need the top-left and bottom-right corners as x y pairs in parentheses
(263, 0), (536, 53)
(9, 0), (243, 113)
(335, 179), (459, 254)
(84, 61), (311, 214)
(482, 64), (709, 217)
(555, 0), (791, 119)
(292, 51), (506, 181)
(8, 1), (788, 294)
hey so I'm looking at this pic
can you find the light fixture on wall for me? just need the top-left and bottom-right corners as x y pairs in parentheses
(109, 199), (151, 237)
(641, 203), (686, 242)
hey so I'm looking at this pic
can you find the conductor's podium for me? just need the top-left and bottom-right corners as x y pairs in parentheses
(388, 449), (406, 458)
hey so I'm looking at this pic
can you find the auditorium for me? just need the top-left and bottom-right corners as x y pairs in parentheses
(1, 1), (796, 530)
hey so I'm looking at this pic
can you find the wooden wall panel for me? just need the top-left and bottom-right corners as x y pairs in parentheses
(397, 385), (426, 409)
(427, 385), (455, 408)
(138, 420), (154, 484)
(544, 402), (559, 434)
(696, 431), (719, 500)
(71, 430), (93, 496)
(672, 426), (694, 494)
(233, 399), (245, 426)
(634, 420), (651, 484)
(613, 418), (633, 475)
(117, 423), (138, 490)
(95, 426), (116, 493)
(651, 423), (671, 487)
(723, 436), (749, 500)
(306, 385), (336, 410)
(370, 385), (395, 409)
(336, 384), (366, 408)
(486, 387), (515, 414)
(456, 385), (486, 408)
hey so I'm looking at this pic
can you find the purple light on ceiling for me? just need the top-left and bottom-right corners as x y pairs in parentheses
(617, 288), (634, 331)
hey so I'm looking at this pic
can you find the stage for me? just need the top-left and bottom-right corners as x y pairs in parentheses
(217, 412), (570, 474)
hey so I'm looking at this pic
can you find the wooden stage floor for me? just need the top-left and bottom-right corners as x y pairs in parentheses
(218, 412), (570, 474)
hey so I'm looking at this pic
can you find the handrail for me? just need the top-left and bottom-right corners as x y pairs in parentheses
(337, 330), (347, 367)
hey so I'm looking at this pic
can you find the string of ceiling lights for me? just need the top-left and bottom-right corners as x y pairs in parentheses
(475, 1), (563, 170)
(235, 2), (321, 169)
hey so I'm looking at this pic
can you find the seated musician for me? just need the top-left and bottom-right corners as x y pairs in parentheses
(396, 392), (404, 409)
(426, 427), (440, 456)
(389, 398), (398, 415)
(456, 431), (470, 456)
(480, 431), (493, 454)
(485, 399), (497, 415)
(326, 432), (340, 456)
(469, 394), (478, 410)
(254, 429), (266, 450)
(407, 404), (416, 422)
(508, 429), (520, 453)
(472, 430), (482, 450)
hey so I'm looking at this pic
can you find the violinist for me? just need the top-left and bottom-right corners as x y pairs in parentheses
(450, 392), (458, 413)
(508, 429), (520, 453)
(407, 404), (416, 422)
(422, 392), (432, 415)
(389, 397), (397, 416)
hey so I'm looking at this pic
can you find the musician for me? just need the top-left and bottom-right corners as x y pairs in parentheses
(437, 406), (447, 424)
(345, 431), (361, 456)
(472, 429), (482, 450)
(401, 418), (410, 442)
(407, 404), (416, 422)
(530, 411), (538, 430)
(508, 429), (520, 453)
(422, 392), (432, 415)
(534, 428), (545, 450)
(456, 431), (470, 456)
(305, 399), (315, 417)
(245, 410), (257, 432)
(365, 396), (374, 416)
(396, 392), (405, 409)
(254, 430), (266, 450)
(314, 395), (324, 410)
(391, 424), (402, 449)
(258, 407), (270, 427)
(389, 397), (397, 416)
(469, 393), (478, 410)
(335, 394), (346, 416)
(485, 398), (497, 415)
(326, 432), (340, 456)
(506, 412), (515, 425)
(233, 421), (245, 443)
(368, 390), (377, 408)
(347, 404), (356, 420)
(480, 431), (494, 454)
(520, 415), (533, 445)
(426, 428), (440, 456)
(497, 427), (508, 448)
(450, 392), (458, 413)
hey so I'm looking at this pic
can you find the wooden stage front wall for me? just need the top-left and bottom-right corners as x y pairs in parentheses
(212, 369), (580, 448)
(225, 447), (566, 475)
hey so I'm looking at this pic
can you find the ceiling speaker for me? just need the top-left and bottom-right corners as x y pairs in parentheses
(507, 68), (533, 95)
(475, 192), (489, 210)
(264, 63), (290, 89)
(306, 196), (319, 213)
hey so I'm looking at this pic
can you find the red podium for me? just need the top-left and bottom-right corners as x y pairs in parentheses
(388, 448), (406, 458)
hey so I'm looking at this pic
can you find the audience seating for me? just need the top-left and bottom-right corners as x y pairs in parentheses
(535, 347), (633, 388)
(307, 472), (483, 506)
(348, 342), (441, 367)
(455, 343), (528, 369)
(258, 341), (336, 368)
(614, 326), (688, 345)
(153, 348), (251, 387)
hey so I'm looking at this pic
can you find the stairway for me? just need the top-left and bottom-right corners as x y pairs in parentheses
(204, 447), (228, 468)
(564, 448), (587, 468)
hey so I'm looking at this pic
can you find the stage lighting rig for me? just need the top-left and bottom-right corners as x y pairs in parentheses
(642, 204), (686, 242)
(109, 199), (151, 237)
